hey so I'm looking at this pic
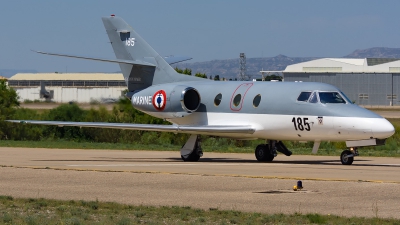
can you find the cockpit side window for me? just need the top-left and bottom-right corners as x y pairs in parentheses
(297, 92), (312, 102)
(319, 92), (346, 104)
(309, 92), (318, 103)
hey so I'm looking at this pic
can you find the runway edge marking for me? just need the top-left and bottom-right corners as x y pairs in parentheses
(1, 165), (399, 184)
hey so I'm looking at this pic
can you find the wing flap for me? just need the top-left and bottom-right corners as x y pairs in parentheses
(6, 120), (255, 134)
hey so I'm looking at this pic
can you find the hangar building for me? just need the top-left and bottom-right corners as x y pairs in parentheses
(8, 73), (126, 103)
(281, 58), (400, 106)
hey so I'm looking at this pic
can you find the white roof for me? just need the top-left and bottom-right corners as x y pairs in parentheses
(10, 73), (124, 81)
(283, 58), (400, 73)
(325, 58), (365, 66)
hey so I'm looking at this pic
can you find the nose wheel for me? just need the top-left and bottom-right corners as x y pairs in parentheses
(340, 148), (358, 165)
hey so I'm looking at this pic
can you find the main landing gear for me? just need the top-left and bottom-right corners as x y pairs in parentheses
(179, 136), (359, 165)
(180, 134), (203, 162)
(340, 148), (358, 165)
(255, 141), (292, 162)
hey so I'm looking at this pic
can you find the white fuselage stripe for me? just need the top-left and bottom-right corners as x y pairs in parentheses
(160, 112), (392, 141)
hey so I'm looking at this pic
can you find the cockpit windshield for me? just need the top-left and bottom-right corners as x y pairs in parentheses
(340, 91), (353, 104)
(297, 91), (349, 104)
(297, 92), (312, 102)
(319, 92), (346, 104)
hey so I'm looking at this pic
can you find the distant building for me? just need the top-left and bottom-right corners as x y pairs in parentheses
(262, 58), (400, 106)
(8, 73), (126, 103)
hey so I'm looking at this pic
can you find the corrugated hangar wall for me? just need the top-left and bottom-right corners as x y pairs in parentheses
(13, 86), (126, 103)
(8, 73), (127, 103)
(284, 73), (399, 106)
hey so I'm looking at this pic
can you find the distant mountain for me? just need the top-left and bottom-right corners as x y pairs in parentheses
(0, 69), (38, 78)
(344, 47), (400, 58)
(177, 47), (400, 79)
(177, 55), (318, 79)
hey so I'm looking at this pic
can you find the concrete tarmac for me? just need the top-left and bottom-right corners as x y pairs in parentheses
(0, 147), (399, 218)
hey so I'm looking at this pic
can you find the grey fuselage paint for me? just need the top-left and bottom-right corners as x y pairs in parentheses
(132, 81), (381, 121)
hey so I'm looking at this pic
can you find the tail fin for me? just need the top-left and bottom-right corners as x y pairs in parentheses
(40, 81), (51, 99)
(102, 15), (202, 92)
(40, 80), (46, 92)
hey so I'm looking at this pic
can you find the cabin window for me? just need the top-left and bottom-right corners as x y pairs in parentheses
(233, 94), (242, 107)
(253, 94), (261, 107)
(319, 92), (346, 104)
(214, 93), (222, 106)
(297, 92), (311, 102)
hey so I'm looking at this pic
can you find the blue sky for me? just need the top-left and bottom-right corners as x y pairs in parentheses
(1, 0), (400, 73)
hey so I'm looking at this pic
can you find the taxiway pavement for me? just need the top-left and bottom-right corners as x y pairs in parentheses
(0, 148), (399, 218)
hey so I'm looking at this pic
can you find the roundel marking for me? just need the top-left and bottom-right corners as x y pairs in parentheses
(153, 90), (166, 111)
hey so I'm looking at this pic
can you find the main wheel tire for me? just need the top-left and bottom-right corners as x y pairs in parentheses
(340, 150), (354, 165)
(181, 151), (201, 162)
(255, 144), (274, 162)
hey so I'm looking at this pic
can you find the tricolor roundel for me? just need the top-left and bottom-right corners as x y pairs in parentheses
(152, 90), (166, 111)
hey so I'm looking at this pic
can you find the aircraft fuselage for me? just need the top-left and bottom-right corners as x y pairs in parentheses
(132, 81), (394, 142)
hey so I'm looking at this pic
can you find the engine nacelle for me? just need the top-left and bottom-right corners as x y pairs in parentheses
(169, 86), (201, 117)
(170, 86), (201, 113)
(131, 85), (201, 118)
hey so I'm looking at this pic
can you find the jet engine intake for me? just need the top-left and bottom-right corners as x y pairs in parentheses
(181, 87), (201, 113)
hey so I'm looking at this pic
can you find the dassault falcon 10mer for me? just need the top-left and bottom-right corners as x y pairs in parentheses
(7, 15), (395, 165)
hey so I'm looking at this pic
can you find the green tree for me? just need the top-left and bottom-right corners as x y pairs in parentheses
(0, 79), (20, 139)
(183, 68), (192, 75)
(175, 67), (183, 74)
(41, 103), (87, 140)
(214, 75), (220, 81)
(175, 67), (192, 75)
(194, 72), (207, 79)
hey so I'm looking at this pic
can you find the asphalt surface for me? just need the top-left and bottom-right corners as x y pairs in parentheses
(0, 148), (399, 218)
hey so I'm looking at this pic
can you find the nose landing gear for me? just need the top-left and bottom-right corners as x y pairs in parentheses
(340, 148), (358, 165)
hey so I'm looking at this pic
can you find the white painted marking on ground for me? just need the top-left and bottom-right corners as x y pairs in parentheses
(374, 164), (400, 166)
(66, 163), (290, 167)
(67, 164), (199, 167)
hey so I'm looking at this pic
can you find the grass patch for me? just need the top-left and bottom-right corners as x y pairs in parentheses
(0, 195), (398, 224)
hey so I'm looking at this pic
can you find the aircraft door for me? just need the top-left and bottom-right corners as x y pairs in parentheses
(230, 83), (253, 111)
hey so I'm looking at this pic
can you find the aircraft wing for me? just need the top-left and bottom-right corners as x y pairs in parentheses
(6, 120), (255, 134)
(33, 50), (156, 67)
(34, 50), (191, 66)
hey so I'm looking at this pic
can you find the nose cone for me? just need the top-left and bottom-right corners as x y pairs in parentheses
(372, 118), (395, 139)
